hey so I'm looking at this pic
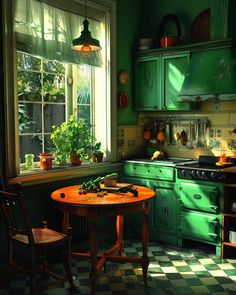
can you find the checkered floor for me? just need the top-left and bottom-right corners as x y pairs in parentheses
(1, 240), (236, 295)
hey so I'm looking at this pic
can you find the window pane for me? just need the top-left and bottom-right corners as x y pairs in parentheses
(43, 73), (65, 102)
(18, 70), (42, 102)
(44, 104), (65, 133)
(17, 52), (41, 71)
(77, 105), (90, 124)
(19, 103), (42, 134)
(43, 60), (65, 75)
(44, 134), (54, 152)
(19, 135), (42, 163)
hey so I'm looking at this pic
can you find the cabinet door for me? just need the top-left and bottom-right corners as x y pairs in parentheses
(151, 183), (177, 235)
(136, 57), (161, 110)
(162, 53), (191, 110)
(179, 210), (221, 245)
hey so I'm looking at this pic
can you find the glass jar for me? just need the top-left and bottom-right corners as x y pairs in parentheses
(25, 154), (34, 170)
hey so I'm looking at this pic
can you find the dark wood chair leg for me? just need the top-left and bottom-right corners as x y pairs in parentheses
(64, 228), (77, 293)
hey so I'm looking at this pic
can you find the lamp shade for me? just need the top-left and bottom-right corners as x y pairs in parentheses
(71, 19), (102, 53)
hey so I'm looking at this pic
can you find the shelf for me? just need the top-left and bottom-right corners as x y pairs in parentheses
(225, 184), (236, 187)
(223, 242), (236, 247)
(223, 213), (236, 218)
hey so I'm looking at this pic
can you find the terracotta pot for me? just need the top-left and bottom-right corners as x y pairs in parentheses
(39, 153), (53, 170)
(92, 152), (104, 163)
(70, 153), (82, 165)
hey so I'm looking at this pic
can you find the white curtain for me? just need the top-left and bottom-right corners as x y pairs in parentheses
(15, 0), (103, 66)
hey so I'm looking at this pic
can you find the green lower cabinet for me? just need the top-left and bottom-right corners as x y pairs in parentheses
(150, 182), (179, 245)
(121, 172), (179, 245)
(176, 179), (223, 256)
(178, 210), (221, 244)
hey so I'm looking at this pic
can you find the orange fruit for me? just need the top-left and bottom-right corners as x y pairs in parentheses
(156, 130), (166, 142)
(143, 130), (152, 140)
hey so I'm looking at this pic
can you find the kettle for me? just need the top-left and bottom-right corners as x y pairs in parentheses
(231, 199), (236, 213)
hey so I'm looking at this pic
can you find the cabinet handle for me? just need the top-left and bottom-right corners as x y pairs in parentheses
(193, 194), (201, 199)
(209, 205), (218, 211)
(208, 232), (218, 239)
(209, 219), (218, 226)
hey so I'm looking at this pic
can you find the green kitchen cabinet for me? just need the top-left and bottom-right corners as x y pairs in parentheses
(161, 53), (191, 110)
(136, 52), (191, 111)
(151, 182), (179, 245)
(136, 57), (161, 110)
(121, 162), (179, 245)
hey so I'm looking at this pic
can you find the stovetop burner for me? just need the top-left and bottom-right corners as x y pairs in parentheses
(176, 155), (233, 182)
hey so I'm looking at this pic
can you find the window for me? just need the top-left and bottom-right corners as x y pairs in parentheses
(2, 0), (117, 177)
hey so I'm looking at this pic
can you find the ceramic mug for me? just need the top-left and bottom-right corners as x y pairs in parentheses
(229, 230), (236, 243)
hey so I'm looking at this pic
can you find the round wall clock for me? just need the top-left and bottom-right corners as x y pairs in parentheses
(118, 70), (129, 86)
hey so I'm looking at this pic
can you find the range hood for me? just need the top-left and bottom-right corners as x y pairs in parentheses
(178, 44), (236, 101)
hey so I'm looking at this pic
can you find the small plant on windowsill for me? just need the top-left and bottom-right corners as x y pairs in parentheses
(90, 142), (104, 163)
(50, 115), (94, 165)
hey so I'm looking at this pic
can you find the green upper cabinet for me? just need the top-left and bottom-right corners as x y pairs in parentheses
(136, 57), (161, 110)
(136, 52), (192, 111)
(162, 53), (191, 110)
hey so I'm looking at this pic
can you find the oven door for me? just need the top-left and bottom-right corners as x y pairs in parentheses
(178, 181), (223, 214)
(178, 210), (221, 244)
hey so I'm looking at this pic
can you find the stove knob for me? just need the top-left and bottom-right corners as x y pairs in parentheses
(196, 171), (201, 178)
(190, 170), (196, 178)
(201, 171), (207, 179)
(210, 172), (217, 179)
(180, 169), (186, 177)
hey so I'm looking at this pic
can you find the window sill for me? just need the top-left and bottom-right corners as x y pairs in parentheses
(8, 162), (122, 187)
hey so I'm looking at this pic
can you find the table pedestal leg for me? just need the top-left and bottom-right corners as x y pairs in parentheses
(116, 215), (124, 256)
(141, 206), (149, 286)
(89, 219), (98, 295)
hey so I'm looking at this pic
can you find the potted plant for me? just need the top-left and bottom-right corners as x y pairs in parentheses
(50, 115), (94, 165)
(90, 142), (104, 163)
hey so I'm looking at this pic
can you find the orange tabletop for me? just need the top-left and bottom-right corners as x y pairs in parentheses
(51, 184), (155, 207)
(51, 184), (155, 295)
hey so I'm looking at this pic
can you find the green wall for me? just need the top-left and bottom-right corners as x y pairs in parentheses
(117, 0), (147, 126)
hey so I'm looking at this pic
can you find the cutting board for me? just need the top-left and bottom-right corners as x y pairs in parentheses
(100, 183), (133, 192)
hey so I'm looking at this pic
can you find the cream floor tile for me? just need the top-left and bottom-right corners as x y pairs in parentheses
(198, 258), (215, 265)
(190, 264), (207, 272)
(200, 277), (218, 285)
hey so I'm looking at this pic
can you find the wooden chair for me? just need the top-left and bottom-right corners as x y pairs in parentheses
(0, 186), (77, 294)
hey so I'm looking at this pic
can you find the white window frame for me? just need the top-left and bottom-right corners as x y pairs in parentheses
(2, 0), (117, 181)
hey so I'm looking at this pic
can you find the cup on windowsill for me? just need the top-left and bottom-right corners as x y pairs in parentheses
(39, 153), (53, 170)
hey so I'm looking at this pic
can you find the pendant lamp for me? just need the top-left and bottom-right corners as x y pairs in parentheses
(71, 0), (102, 54)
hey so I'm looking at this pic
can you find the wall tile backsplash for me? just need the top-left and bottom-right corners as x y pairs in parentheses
(117, 101), (236, 160)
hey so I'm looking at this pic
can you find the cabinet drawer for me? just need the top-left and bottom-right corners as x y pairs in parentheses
(123, 163), (174, 181)
(178, 210), (221, 244)
(178, 182), (221, 213)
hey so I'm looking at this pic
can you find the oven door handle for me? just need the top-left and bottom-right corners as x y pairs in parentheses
(209, 205), (219, 211)
(208, 219), (219, 240)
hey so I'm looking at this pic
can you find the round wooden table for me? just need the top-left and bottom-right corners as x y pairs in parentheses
(51, 184), (155, 295)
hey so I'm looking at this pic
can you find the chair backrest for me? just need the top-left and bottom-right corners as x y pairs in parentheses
(0, 167), (6, 191)
(0, 189), (35, 244)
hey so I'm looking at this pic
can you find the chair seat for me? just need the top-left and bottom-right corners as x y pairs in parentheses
(13, 228), (66, 245)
